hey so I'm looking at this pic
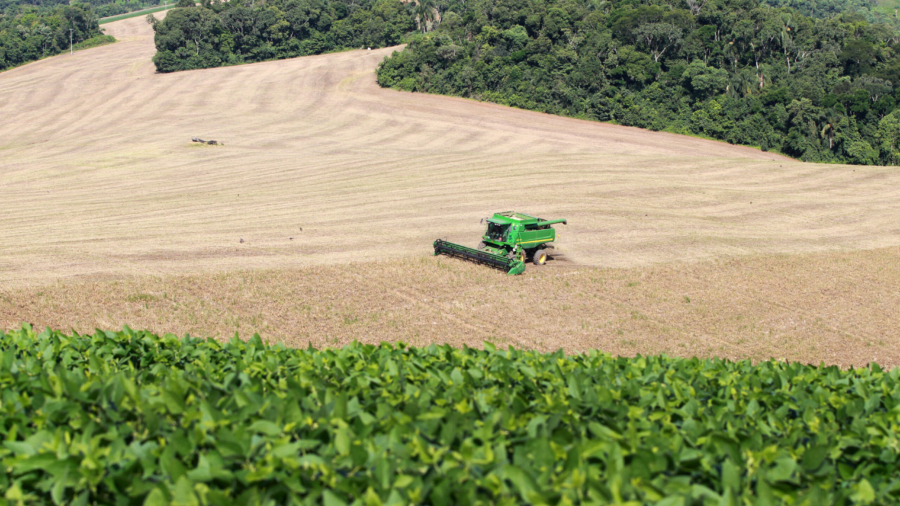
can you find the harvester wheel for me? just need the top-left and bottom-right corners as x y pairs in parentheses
(534, 249), (548, 265)
(517, 249), (526, 264)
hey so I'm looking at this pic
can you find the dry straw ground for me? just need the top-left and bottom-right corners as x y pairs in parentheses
(2, 15), (900, 366)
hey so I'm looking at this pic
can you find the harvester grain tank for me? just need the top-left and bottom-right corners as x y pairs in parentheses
(433, 211), (567, 275)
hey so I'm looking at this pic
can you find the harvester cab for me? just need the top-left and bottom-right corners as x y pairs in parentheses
(485, 222), (508, 242)
(433, 211), (567, 275)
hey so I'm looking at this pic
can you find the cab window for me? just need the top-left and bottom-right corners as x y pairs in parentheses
(486, 223), (509, 241)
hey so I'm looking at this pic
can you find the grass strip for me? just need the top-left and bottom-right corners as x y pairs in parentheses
(99, 5), (175, 24)
(1, 325), (898, 504)
(72, 35), (117, 50)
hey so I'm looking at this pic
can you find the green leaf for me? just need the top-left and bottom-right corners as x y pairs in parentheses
(801, 445), (828, 471)
(248, 420), (281, 437)
(566, 374), (582, 400)
(385, 490), (406, 506)
(143, 488), (168, 506)
(186, 455), (213, 482)
(504, 465), (540, 502)
(679, 448), (702, 463)
(655, 497), (684, 506)
(172, 477), (198, 506)
(5, 483), (24, 501)
(4, 442), (36, 457)
(272, 441), (304, 459)
(161, 388), (185, 415)
(50, 466), (68, 506)
(393, 475), (414, 489)
(323, 490), (348, 506)
(364, 487), (383, 506)
(11, 453), (58, 474)
(335, 428), (351, 454)
(71, 491), (89, 506)
(417, 409), (447, 421)
(768, 457), (797, 483)
(852, 479), (876, 504)
(350, 442), (369, 467)
(588, 422), (622, 440)
(721, 459), (740, 492)
(297, 455), (325, 467)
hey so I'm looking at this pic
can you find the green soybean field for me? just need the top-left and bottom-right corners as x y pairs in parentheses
(1, 326), (898, 505)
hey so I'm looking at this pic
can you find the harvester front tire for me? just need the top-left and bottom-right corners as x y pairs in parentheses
(534, 249), (548, 265)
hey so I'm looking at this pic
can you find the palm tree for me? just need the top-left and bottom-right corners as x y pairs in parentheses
(415, 0), (437, 34)
(820, 110), (844, 150)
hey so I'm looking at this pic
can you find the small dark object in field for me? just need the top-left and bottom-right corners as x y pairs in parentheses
(192, 137), (205, 143)
(239, 238), (244, 244)
(289, 237), (294, 240)
(207, 140), (217, 145)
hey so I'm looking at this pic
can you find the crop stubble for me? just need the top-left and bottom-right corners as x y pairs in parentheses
(3, 247), (899, 368)
(1, 15), (899, 365)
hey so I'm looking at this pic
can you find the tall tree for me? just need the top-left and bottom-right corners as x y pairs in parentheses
(414, 0), (437, 34)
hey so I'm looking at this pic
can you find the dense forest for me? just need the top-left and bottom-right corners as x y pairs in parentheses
(148, 0), (900, 165)
(377, 0), (900, 165)
(761, 0), (900, 28)
(93, 0), (166, 19)
(0, 3), (108, 71)
(150, 0), (414, 72)
(1, 0), (165, 19)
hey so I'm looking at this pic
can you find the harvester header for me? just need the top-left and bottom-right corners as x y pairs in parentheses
(433, 211), (567, 275)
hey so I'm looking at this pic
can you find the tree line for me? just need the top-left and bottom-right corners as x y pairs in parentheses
(2, 0), (167, 19)
(0, 3), (106, 71)
(150, 0), (415, 72)
(760, 0), (900, 29)
(138, 0), (900, 165)
(376, 0), (900, 165)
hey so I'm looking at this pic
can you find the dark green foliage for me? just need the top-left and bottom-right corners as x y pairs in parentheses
(150, 0), (416, 73)
(0, 3), (105, 72)
(2, 325), (900, 505)
(760, 0), (900, 29)
(1, 0), (168, 20)
(72, 33), (115, 48)
(375, 0), (900, 165)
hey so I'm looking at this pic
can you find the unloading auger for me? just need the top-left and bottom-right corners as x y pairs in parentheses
(433, 211), (567, 275)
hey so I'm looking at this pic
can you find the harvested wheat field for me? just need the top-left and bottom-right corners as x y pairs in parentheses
(2, 14), (900, 366)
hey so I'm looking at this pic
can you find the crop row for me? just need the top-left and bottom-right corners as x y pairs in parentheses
(1, 326), (899, 505)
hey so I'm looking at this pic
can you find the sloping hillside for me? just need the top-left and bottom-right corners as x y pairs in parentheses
(2, 15), (897, 286)
(2, 15), (900, 367)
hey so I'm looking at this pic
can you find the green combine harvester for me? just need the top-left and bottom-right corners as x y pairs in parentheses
(433, 211), (567, 275)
